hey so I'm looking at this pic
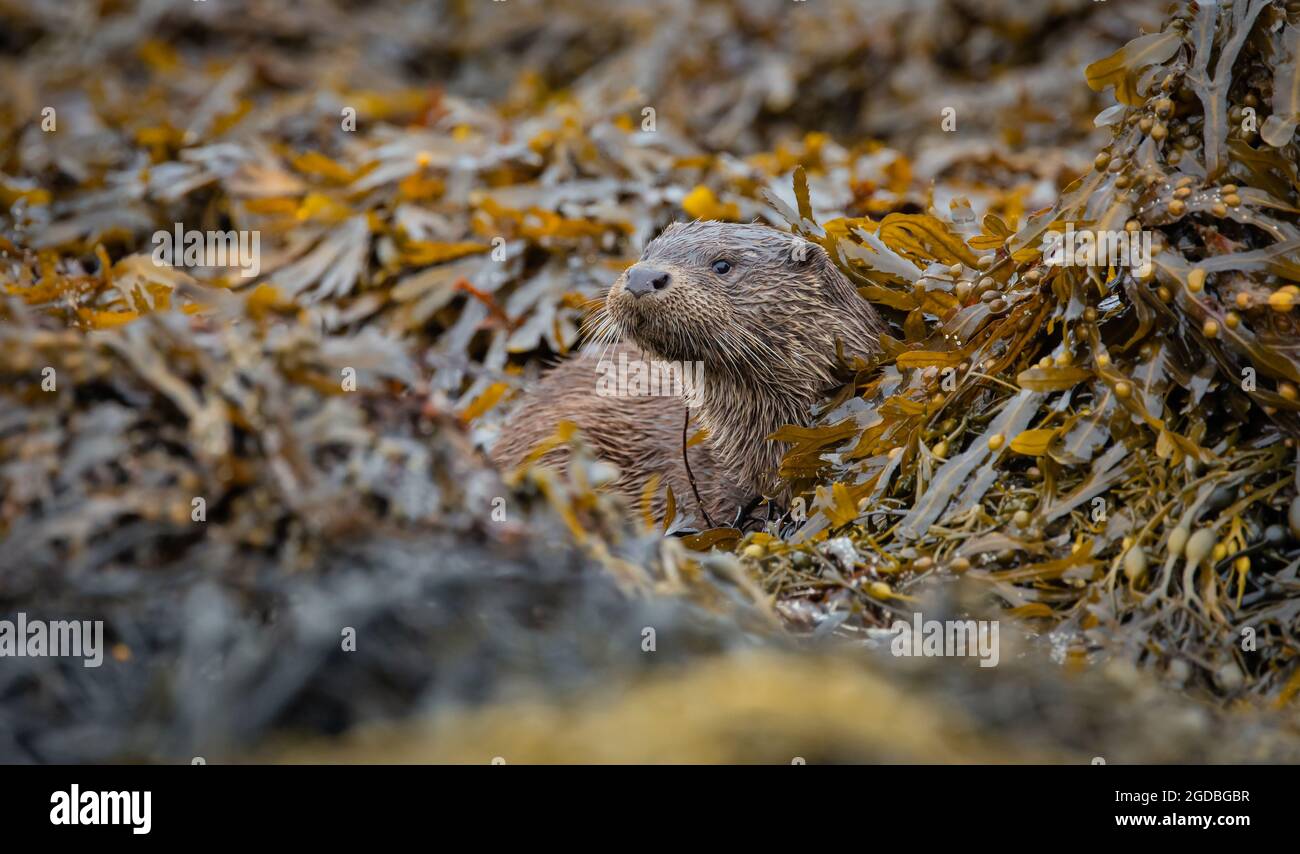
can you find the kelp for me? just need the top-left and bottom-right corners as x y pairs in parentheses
(747, 0), (1300, 706)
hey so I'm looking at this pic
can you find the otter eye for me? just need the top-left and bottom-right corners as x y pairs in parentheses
(711, 259), (732, 275)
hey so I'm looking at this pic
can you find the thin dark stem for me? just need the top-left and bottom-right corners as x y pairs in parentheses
(682, 406), (716, 529)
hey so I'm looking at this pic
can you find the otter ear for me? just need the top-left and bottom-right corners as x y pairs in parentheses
(785, 236), (828, 268)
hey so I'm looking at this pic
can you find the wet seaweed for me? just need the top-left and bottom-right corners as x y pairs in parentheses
(754, 0), (1300, 707)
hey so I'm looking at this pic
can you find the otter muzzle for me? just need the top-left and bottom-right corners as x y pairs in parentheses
(624, 265), (670, 298)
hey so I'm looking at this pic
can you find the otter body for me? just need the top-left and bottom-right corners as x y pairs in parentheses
(489, 341), (740, 523)
(492, 221), (884, 526)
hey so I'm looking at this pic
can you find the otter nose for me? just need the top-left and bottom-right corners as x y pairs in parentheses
(624, 265), (670, 298)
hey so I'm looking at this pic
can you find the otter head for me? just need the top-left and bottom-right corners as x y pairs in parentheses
(607, 220), (881, 389)
(603, 220), (884, 500)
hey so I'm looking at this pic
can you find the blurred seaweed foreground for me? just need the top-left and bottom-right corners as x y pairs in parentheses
(3, 0), (1300, 763)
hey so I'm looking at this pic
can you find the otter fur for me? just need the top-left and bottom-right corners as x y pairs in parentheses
(491, 221), (884, 526)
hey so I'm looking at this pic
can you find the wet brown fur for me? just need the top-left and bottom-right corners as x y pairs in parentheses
(492, 221), (884, 524)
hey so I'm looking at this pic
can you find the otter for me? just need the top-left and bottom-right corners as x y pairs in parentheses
(491, 220), (885, 527)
